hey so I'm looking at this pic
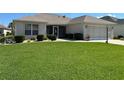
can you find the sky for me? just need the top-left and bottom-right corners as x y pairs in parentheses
(1, 13), (124, 27)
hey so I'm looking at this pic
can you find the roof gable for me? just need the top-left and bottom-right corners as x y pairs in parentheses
(69, 15), (116, 25)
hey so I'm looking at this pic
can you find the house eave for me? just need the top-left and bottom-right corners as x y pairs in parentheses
(13, 20), (48, 24)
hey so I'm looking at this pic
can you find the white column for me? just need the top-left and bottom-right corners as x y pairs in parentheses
(52, 26), (54, 36)
(31, 24), (33, 36)
(57, 26), (59, 38)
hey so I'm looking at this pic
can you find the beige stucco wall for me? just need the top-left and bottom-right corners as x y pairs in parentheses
(15, 21), (25, 36)
(113, 25), (124, 37)
(67, 22), (114, 40)
(66, 23), (84, 34)
(84, 24), (114, 40)
(14, 21), (46, 38)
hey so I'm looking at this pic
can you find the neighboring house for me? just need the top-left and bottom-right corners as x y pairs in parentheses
(67, 16), (116, 40)
(13, 13), (70, 39)
(0, 24), (11, 36)
(101, 16), (124, 38)
(13, 14), (116, 40)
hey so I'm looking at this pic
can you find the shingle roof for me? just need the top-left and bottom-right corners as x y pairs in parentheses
(14, 16), (47, 23)
(100, 16), (124, 24)
(14, 13), (71, 25)
(69, 15), (116, 25)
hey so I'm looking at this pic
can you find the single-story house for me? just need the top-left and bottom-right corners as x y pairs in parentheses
(0, 24), (11, 36)
(101, 16), (124, 38)
(13, 13), (70, 39)
(13, 14), (116, 40)
(67, 15), (116, 40)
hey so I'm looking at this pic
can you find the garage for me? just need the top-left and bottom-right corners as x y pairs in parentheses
(86, 25), (113, 40)
(67, 15), (115, 40)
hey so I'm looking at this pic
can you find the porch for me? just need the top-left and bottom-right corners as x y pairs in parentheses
(46, 25), (66, 38)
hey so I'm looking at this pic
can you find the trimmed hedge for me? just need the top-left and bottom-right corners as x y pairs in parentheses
(74, 33), (83, 40)
(14, 36), (25, 43)
(66, 34), (74, 39)
(118, 35), (124, 39)
(47, 35), (57, 41)
(37, 35), (44, 41)
(66, 33), (83, 40)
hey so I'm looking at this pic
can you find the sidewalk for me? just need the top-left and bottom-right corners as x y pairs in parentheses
(56, 39), (124, 46)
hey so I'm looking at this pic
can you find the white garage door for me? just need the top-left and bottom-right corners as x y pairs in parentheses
(87, 26), (112, 40)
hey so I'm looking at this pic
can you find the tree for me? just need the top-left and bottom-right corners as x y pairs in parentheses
(8, 22), (14, 35)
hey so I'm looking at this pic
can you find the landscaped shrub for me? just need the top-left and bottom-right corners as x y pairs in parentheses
(6, 35), (15, 44)
(6, 32), (12, 36)
(14, 36), (25, 43)
(0, 34), (4, 37)
(74, 33), (83, 40)
(47, 35), (57, 41)
(6, 35), (14, 40)
(0, 36), (5, 43)
(118, 35), (124, 39)
(37, 35), (44, 41)
(66, 34), (74, 39)
(113, 37), (118, 39)
(0, 35), (15, 44)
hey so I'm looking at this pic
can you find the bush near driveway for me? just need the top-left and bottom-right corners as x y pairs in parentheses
(47, 35), (57, 41)
(74, 33), (83, 40)
(118, 35), (124, 39)
(66, 33), (84, 40)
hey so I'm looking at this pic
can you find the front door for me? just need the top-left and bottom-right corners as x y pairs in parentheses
(53, 26), (59, 37)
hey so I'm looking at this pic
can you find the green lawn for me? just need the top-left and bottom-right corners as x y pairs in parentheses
(0, 42), (124, 80)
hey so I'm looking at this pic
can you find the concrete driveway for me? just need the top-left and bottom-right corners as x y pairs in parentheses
(56, 39), (124, 46)
(108, 40), (124, 45)
(87, 40), (124, 45)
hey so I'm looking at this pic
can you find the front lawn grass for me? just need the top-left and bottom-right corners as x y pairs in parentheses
(0, 42), (124, 80)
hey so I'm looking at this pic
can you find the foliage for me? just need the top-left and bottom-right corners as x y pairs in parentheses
(74, 33), (83, 40)
(37, 35), (44, 41)
(47, 35), (56, 41)
(14, 36), (25, 43)
(66, 34), (74, 39)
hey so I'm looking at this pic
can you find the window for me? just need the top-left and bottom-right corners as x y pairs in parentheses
(47, 26), (53, 34)
(32, 24), (38, 35)
(25, 24), (39, 35)
(25, 24), (31, 35)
